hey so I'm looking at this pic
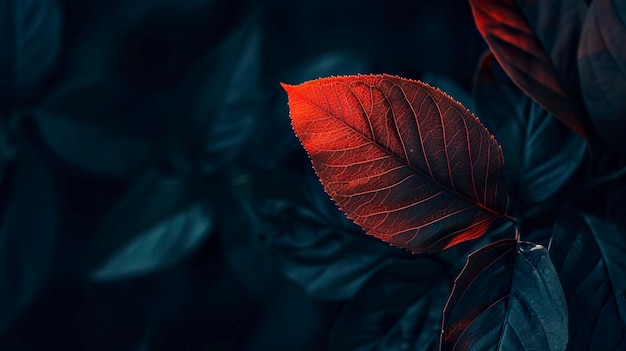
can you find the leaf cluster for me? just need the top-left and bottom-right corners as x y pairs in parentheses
(283, 0), (626, 350)
(0, 0), (623, 350)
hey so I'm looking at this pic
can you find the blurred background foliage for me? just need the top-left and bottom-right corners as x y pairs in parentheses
(0, 0), (487, 349)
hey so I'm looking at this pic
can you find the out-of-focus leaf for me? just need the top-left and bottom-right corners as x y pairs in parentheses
(0, 139), (58, 336)
(61, 0), (242, 90)
(329, 258), (449, 351)
(474, 52), (586, 214)
(514, 0), (587, 99)
(441, 239), (568, 350)
(218, 171), (281, 297)
(93, 201), (213, 281)
(0, 114), (18, 183)
(0, 0), (63, 102)
(34, 79), (159, 131)
(83, 169), (200, 275)
(470, 0), (588, 139)
(32, 109), (154, 177)
(550, 209), (626, 350)
(29, 2), (250, 177)
(186, 13), (261, 174)
(247, 51), (373, 169)
(578, 0), (626, 148)
(29, 77), (166, 177)
(284, 74), (508, 253)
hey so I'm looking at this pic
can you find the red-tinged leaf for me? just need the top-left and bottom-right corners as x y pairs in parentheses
(578, 0), (626, 148)
(441, 239), (568, 351)
(473, 52), (586, 212)
(470, 0), (588, 139)
(514, 0), (587, 99)
(282, 74), (508, 254)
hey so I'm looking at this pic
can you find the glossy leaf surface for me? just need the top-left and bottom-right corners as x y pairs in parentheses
(474, 52), (585, 212)
(441, 239), (568, 350)
(283, 74), (507, 253)
(578, 0), (626, 148)
(470, 0), (587, 139)
(550, 209), (626, 350)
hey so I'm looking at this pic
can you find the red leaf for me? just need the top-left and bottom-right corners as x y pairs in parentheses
(470, 0), (588, 140)
(282, 74), (508, 254)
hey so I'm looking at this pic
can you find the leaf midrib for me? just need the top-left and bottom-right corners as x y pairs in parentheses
(290, 78), (505, 219)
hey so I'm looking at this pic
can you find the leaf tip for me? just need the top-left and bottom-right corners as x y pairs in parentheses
(280, 82), (295, 95)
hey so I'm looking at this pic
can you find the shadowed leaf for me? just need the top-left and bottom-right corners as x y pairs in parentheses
(187, 13), (261, 174)
(220, 166), (399, 301)
(514, 0), (587, 99)
(259, 171), (398, 300)
(470, 0), (587, 139)
(550, 209), (626, 350)
(578, 0), (626, 148)
(83, 169), (201, 275)
(92, 201), (213, 281)
(283, 74), (508, 253)
(474, 52), (586, 213)
(329, 258), (449, 351)
(441, 239), (568, 350)
(0, 0), (63, 102)
(0, 140), (58, 336)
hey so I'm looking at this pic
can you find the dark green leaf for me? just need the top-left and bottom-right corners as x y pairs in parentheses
(218, 172), (281, 297)
(258, 172), (399, 301)
(0, 139), (58, 335)
(330, 258), (449, 351)
(33, 79), (159, 132)
(550, 209), (626, 350)
(187, 14), (261, 174)
(259, 199), (396, 301)
(92, 201), (213, 281)
(221, 165), (399, 301)
(32, 108), (154, 177)
(441, 239), (568, 350)
(83, 169), (200, 275)
(578, 0), (626, 148)
(0, 0), (63, 102)
(605, 181), (626, 226)
(0, 114), (17, 183)
(474, 52), (586, 214)
(60, 0), (242, 90)
(30, 76), (166, 177)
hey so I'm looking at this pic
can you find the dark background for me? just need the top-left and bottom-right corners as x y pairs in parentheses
(0, 0), (487, 349)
